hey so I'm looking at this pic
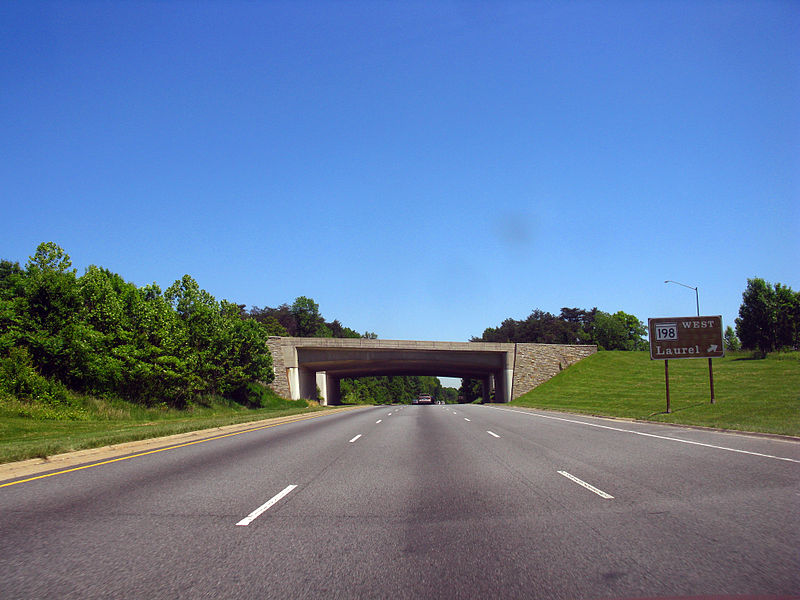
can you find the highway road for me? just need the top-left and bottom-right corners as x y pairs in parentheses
(1, 404), (798, 599)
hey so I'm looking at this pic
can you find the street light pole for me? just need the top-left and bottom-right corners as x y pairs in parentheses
(663, 279), (715, 404)
(664, 280), (699, 316)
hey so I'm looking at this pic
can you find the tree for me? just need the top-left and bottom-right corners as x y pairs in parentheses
(736, 278), (778, 355)
(0, 260), (25, 354)
(20, 243), (83, 383)
(591, 312), (629, 350)
(611, 311), (648, 350)
(774, 283), (800, 350)
(260, 316), (289, 336)
(736, 278), (799, 354)
(26, 242), (74, 275)
(723, 325), (741, 351)
(290, 296), (324, 337)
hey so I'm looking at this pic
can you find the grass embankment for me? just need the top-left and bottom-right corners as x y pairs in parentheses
(0, 390), (322, 465)
(512, 351), (800, 436)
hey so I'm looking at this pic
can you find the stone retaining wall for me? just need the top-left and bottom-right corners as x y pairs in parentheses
(511, 343), (597, 399)
(266, 337), (290, 398)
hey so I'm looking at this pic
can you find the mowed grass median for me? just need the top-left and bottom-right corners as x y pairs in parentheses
(511, 351), (800, 436)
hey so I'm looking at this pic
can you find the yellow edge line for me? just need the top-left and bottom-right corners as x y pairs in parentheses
(0, 410), (336, 489)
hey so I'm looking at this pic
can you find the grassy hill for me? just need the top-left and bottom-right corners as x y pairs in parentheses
(511, 351), (799, 436)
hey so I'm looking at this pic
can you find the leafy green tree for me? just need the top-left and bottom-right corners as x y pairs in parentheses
(459, 378), (484, 403)
(723, 325), (741, 351)
(736, 278), (799, 354)
(774, 283), (800, 350)
(328, 319), (362, 339)
(259, 315), (289, 336)
(610, 311), (648, 350)
(20, 242), (84, 384)
(291, 296), (324, 337)
(583, 312), (625, 350)
(0, 260), (25, 354)
(27, 242), (74, 274)
(736, 278), (778, 355)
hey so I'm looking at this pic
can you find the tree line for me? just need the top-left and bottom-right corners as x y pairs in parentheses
(3, 243), (792, 411)
(247, 297), (376, 340)
(473, 307), (648, 350)
(0, 243), (280, 408)
(340, 375), (458, 405)
(0, 242), (448, 409)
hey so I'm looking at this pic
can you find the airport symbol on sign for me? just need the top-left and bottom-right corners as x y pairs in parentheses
(648, 316), (724, 360)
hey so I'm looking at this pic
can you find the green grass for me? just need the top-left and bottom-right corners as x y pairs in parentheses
(0, 391), (324, 465)
(511, 350), (800, 436)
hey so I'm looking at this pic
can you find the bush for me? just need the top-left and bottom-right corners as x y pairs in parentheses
(232, 382), (306, 410)
(0, 347), (88, 420)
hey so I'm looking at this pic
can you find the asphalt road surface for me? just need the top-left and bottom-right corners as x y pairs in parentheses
(1, 404), (798, 599)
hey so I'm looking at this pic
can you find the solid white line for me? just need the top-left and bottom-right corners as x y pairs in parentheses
(558, 471), (614, 499)
(487, 407), (800, 464)
(349, 434), (362, 443)
(376, 420), (382, 424)
(487, 431), (500, 438)
(236, 485), (298, 526)
(464, 418), (471, 422)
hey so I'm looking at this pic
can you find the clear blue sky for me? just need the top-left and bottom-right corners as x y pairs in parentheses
(2, 1), (798, 347)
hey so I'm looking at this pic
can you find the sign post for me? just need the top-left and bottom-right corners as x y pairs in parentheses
(648, 316), (724, 412)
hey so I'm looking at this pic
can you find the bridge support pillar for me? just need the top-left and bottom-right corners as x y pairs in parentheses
(287, 367), (300, 400)
(315, 372), (341, 406)
(289, 367), (317, 401)
(326, 374), (340, 405)
(315, 372), (327, 405)
(481, 377), (490, 403)
(493, 368), (514, 403)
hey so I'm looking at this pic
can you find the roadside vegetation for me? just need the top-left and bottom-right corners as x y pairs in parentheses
(0, 382), (319, 464)
(511, 350), (800, 436)
(0, 243), (453, 464)
(340, 375), (458, 405)
(1, 244), (797, 462)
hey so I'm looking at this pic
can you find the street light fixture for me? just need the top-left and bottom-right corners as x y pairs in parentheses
(664, 280), (699, 317)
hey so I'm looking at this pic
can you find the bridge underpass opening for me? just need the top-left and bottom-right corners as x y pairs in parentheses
(282, 342), (514, 406)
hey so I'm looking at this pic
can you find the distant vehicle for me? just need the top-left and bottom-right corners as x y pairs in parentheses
(417, 393), (433, 405)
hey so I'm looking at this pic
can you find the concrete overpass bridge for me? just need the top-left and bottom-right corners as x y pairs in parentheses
(266, 337), (596, 405)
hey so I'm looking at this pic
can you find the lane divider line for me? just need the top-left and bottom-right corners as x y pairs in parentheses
(236, 484), (297, 526)
(486, 406), (800, 464)
(558, 470), (614, 499)
(349, 434), (362, 443)
(0, 411), (341, 489)
(487, 431), (500, 438)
